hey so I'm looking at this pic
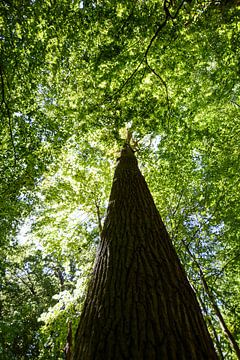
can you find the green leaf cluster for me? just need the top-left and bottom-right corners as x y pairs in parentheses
(0, 0), (240, 358)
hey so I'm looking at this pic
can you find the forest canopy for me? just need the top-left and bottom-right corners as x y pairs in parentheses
(0, 0), (240, 359)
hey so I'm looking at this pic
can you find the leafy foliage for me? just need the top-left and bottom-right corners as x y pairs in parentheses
(0, 0), (240, 358)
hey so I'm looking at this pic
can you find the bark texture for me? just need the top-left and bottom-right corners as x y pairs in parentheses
(73, 145), (218, 360)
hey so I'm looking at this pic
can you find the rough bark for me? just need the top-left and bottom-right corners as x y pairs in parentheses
(73, 145), (218, 360)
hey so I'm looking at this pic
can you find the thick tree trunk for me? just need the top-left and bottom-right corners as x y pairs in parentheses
(73, 145), (218, 360)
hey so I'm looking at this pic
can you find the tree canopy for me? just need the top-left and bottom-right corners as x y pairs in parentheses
(0, 1), (239, 359)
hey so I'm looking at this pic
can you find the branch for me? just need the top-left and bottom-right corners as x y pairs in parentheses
(145, 59), (170, 115)
(142, 0), (185, 114)
(13, 273), (38, 299)
(144, 0), (186, 60)
(107, 0), (186, 101)
(110, 58), (144, 100)
(212, 252), (240, 283)
(231, 100), (240, 108)
(191, 281), (225, 360)
(94, 199), (103, 236)
(54, 268), (65, 291)
(168, 189), (184, 240)
(144, 18), (168, 60)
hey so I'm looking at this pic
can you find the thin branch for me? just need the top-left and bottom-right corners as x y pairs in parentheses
(13, 273), (38, 299)
(106, 0), (186, 101)
(142, 0), (185, 122)
(168, 190), (184, 239)
(212, 252), (240, 283)
(144, 0), (186, 59)
(171, 0), (186, 19)
(110, 58), (144, 100)
(6, 102), (17, 166)
(94, 199), (103, 236)
(145, 59), (170, 114)
(191, 282), (225, 360)
(144, 18), (168, 60)
(231, 100), (240, 108)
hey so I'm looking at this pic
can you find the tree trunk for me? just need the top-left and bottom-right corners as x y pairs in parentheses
(182, 238), (240, 359)
(73, 145), (218, 360)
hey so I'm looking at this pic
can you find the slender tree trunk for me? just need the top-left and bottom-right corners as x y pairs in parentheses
(182, 238), (240, 359)
(64, 321), (72, 360)
(73, 145), (218, 360)
(192, 283), (224, 360)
